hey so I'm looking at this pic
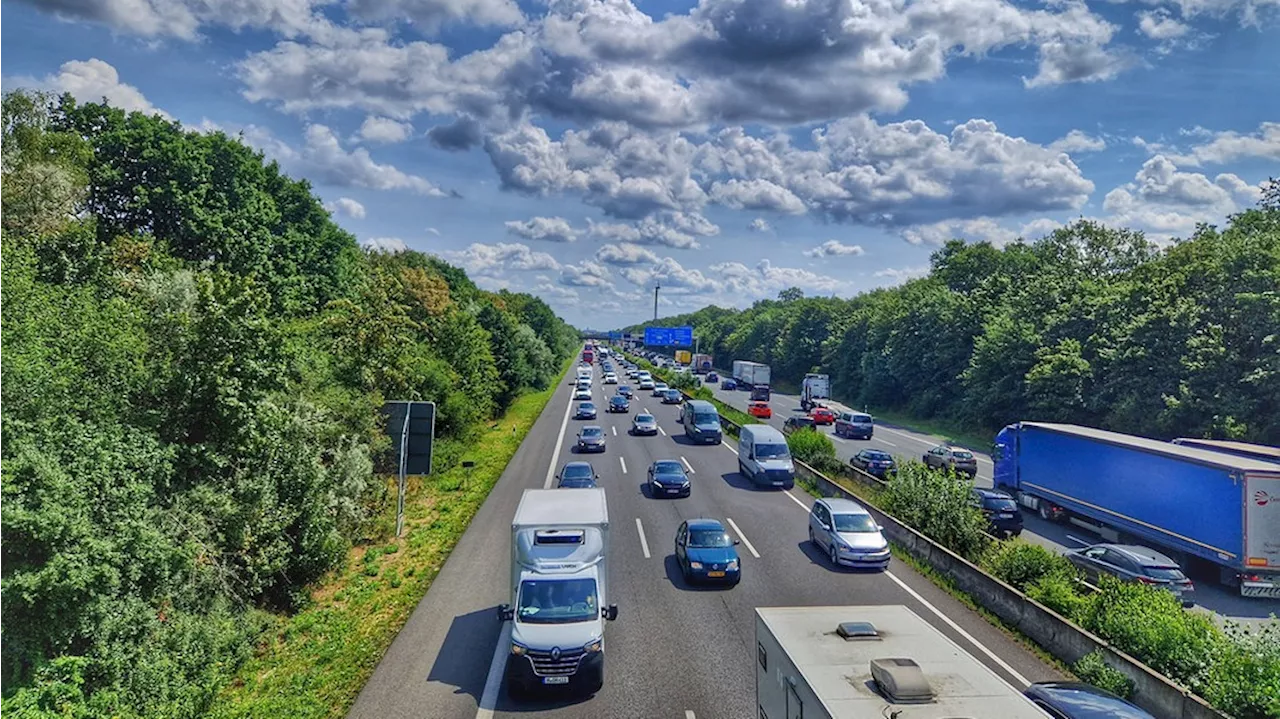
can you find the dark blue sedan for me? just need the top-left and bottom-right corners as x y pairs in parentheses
(1024, 683), (1155, 718)
(721, 378), (737, 390)
(648, 460), (691, 498)
(674, 518), (740, 586)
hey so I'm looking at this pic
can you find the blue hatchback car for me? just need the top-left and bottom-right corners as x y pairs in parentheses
(674, 519), (741, 586)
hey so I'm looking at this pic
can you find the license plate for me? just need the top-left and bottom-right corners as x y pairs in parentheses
(708, 571), (726, 577)
(998, 512), (1014, 518)
(667, 488), (680, 494)
(772, 481), (784, 486)
(543, 676), (569, 685)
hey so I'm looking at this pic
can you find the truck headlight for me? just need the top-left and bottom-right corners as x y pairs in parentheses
(584, 639), (603, 653)
(511, 642), (527, 656)
(689, 561), (703, 569)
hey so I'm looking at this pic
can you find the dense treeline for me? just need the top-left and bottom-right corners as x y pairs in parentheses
(630, 196), (1280, 445)
(0, 90), (578, 717)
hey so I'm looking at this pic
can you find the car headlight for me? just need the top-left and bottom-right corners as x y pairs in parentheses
(511, 642), (527, 656)
(584, 639), (603, 653)
(689, 561), (703, 569)
(726, 559), (739, 570)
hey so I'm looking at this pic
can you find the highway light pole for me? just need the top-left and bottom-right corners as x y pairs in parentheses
(653, 281), (660, 322)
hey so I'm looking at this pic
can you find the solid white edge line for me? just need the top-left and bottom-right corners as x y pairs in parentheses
(474, 621), (511, 719)
(659, 426), (667, 436)
(878, 438), (898, 447)
(725, 517), (761, 558)
(775, 485), (1031, 689)
(635, 517), (651, 559)
(722, 442), (739, 456)
(543, 387), (577, 489)
(883, 570), (1030, 688)
(620, 456), (628, 474)
(680, 456), (695, 474)
(783, 490), (810, 512)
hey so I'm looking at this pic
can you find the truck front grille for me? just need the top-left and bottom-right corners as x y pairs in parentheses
(527, 647), (586, 676)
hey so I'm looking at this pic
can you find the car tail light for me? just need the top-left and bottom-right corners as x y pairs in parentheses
(1136, 576), (1160, 585)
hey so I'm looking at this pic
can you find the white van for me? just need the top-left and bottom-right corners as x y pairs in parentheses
(737, 425), (795, 489)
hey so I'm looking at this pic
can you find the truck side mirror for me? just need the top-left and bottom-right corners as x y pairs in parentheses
(497, 604), (514, 621)
(604, 604), (619, 621)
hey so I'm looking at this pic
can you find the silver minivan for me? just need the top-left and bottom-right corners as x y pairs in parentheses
(834, 411), (874, 440)
(808, 497), (891, 569)
(737, 425), (794, 489)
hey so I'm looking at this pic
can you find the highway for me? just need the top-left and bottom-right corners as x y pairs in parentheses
(703, 375), (1280, 625)
(347, 363), (1065, 719)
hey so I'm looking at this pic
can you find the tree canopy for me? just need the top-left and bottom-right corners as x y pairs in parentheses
(1, 90), (578, 718)
(629, 204), (1280, 445)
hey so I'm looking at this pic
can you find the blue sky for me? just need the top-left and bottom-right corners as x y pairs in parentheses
(4, 0), (1278, 329)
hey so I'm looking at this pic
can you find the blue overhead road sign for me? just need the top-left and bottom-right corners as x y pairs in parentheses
(644, 326), (694, 347)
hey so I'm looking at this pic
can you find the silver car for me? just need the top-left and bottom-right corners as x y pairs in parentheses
(922, 444), (978, 478)
(631, 413), (659, 436)
(808, 498), (890, 569)
(1066, 543), (1196, 607)
(572, 388), (591, 401)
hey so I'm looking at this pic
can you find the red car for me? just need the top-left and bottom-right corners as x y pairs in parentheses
(810, 407), (835, 425)
(748, 401), (772, 419)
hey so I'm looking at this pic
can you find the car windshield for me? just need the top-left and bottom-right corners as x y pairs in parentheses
(581, 428), (602, 438)
(636, 414), (654, 423)
(833, 513), (878, 532)
(562, 464), (593, 479)
(954, 450), (974, 459)
(580, 403), (594, 410)
(695, 412), (718, 425)
(863, 451), (892, 461)
(984, 497), (1018, 512)
(653, 461), (684, 474)
(756, 443), (789, 459)
(1143, 566), (1186, 580)
(689, 529), (732, 548)
(517, 579), (599, 624)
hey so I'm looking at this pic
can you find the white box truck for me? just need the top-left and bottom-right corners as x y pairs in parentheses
(499, 489), (617, 698)
(756, 605), (1049, 719)
(800, 372), (831, 411)
(733, 360), (772, 388)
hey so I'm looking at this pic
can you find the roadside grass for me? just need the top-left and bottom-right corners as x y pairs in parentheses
(865, 407), (994, 455)
(210, 359), (571, 719)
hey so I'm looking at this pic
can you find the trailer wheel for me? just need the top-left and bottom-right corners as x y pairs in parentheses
(1037, 502), (1055, 521)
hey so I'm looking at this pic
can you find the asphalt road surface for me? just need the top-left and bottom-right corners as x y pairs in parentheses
(347, 363), (1066, 719)
(703, 375), (1280, 625)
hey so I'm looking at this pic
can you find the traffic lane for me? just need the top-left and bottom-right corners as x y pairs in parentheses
(499, 395), (754, 719)
(348, 367), (580, 719)
(651, 406), (1065, 691)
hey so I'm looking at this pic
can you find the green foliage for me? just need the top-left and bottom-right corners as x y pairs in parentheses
(879, 463), (990, 561)
(1024, 575), (1091, 621)
(983, 541), (1077, 592)
(1203, 621), (1280, 719)
(627, 208), (1280, 444)
(0, 90), (577, 717)
(786, 428), (837, 465)
(1078, 576), (1222, 697)
(1072, 651), (1134, 699)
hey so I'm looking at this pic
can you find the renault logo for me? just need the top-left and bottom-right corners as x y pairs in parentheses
(551, 647), (561, 660)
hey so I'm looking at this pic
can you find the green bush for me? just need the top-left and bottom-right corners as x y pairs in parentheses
(983, 541), (1077, 591)
(1073, 651), (1134, 698)
(1078, 576), (1222, 695)
(786, 428), (837, 464)
(1202, 621), (1280, 719)
(1024, 574), (1091, 621)
(879, 462), (990, 561)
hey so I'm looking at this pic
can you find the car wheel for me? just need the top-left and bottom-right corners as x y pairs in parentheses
(808, 526), (816, 545)
(679, 558), (691, 582)
(585, 661), (605, 694)
(829, 543), (840, 567)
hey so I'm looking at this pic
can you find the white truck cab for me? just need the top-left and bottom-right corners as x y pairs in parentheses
(499, 489), (616, 698)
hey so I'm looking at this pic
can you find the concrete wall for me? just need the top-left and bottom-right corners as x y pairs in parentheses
(793, 461), (1230, 719)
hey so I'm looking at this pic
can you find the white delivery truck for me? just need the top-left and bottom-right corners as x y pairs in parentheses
(733, 360), (772, 388)
(499, 489), (617, 698)
(756, 605), (1050, 719)
(800, 372), (831, 411)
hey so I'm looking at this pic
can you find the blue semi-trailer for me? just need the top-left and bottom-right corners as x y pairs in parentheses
(994, 422), (1280, 598)
(1172, 437), (1280, 465)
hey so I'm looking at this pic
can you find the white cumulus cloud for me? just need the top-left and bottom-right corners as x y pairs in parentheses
(803, 240), (866, 258)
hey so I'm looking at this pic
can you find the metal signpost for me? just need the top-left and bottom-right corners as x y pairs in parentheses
(381, 400), (436, 537)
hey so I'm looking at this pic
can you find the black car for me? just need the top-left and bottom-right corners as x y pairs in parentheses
(556, 461), (599, 488)
(782, 416), (817, 435)
(617, 385), (634, 398)
(850, 449), (896, 478)
(1024, 682), (1155, 719)
(575, 402), (597, 420)
(661, 389), (683, 404)
(648, 460), (691, 498)
(971, 488), (1023, 538)
(576, 426), (606, 453)
(608, 395), (630, 413)
(705, 372), (718, 383)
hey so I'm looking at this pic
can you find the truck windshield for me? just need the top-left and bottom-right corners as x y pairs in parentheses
(695, 412), (718, 425)
(755, 443), (789, 459)
(517, 579), (599, 624)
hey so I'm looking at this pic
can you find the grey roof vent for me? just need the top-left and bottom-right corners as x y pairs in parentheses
(836, 621), (880, 640)
(870, 657), (934, 703)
